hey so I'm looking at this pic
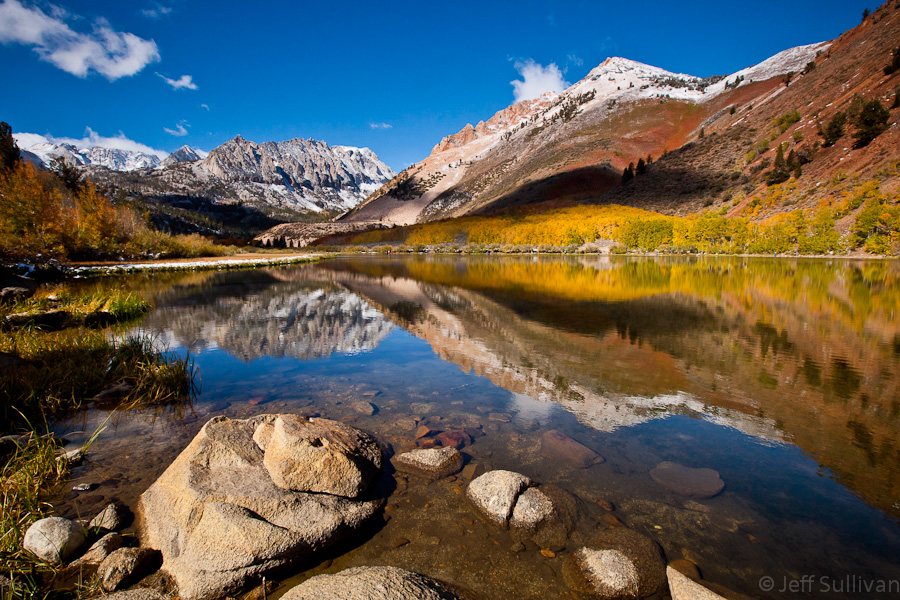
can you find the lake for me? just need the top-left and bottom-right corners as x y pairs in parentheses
(55, 255), (900, 599)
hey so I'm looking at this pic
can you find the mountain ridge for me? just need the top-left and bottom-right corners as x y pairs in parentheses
(339, 39), (835, 227)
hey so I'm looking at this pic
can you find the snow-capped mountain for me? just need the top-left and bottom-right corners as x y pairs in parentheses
(160, 144), (208, 167)
(78, 135), (396, 225)
(341, 40), (830, 226)
(13, 133), (165, 171)
(198, 135), (395, 213)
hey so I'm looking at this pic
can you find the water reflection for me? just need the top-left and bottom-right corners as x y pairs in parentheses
(138, 274), (393, 361)
(62, 255), (900, 599)
(112, 256), (900, 517)
(301, 256), (900, 517)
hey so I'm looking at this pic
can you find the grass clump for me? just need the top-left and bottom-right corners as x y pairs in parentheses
(0, 330), (195, 424)
(0, 429), (70, 595)
(1, 287), (196, 426)
(1, 286), (151, 326)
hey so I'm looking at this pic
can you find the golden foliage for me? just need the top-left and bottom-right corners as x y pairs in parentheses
(0, 162), (232, 261)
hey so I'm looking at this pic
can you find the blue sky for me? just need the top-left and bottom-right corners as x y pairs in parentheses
(0, 0), (875, 170)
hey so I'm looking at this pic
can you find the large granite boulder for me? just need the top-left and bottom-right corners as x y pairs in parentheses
(139, 415), (383, 600)
(281, 566), (462, 600)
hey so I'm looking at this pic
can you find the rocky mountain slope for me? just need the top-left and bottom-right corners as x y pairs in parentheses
(77, 135), (395, 237)
(160, 144), (207, 167)
(341, 1), (899, 226)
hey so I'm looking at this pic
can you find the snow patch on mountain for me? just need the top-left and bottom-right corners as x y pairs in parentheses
(14, 132), (164, 171)
(160, 144), (208, 167)
(705, 41), (831, 95)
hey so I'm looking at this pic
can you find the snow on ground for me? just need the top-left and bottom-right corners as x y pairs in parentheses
(74, 254), (323, 273)
(705, 41), (831, 96)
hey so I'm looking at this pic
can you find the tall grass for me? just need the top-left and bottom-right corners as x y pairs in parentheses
(0, 329), (196, 424)
(0, 428), (69, 596)
(0, 286), (150, 325)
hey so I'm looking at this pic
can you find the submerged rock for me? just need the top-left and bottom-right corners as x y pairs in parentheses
(540, 430), (604, 468)
(468, 470), (576, 548)
(139, 414), (383, 600)
(281, 566), (463, 600)
(23, 516), (85, 565)
(567, 548), (640, 599)
(510, 485), (577, 549)
(565, 528), (666, 599)
(467, 470), (532, 526)
(393, 447), (463, 481)
(649, 461), (725, 498)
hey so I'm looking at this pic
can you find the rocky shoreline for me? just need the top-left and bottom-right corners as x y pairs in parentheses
(18, 412), (748, 600)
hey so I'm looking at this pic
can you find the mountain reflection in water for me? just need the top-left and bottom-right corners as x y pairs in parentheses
(58, 255), (900, 600)
(129, 255), (899, 519)
(138, 274), (393, 360)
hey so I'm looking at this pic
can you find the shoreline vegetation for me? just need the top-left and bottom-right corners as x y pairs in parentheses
(0, 287), (196, 598)
(318, 178), (900, 258)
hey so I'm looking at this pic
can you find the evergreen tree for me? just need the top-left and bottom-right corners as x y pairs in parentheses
(862, 7), (870, 20)
(787, 150), (802, 179)
(885, 47), (900, 76)
(893, 86), (900, 109)
(819, 111), (846, 147)
(847, 94), (865, 121)
(0, 121), (20, 172)
(50, 157), (82, 192)
(765, 145), (791, 186)
(851, 99), (890, 147)
(621, 163), (635, 185)
(698, 127), (705, 139)
(646, 154), (653, 165)
(635, 158), (647, 175)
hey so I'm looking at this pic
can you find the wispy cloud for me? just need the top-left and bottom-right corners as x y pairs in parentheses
(163, 120), (189, 136)
(200, 103), (209, 111)
(566, 54), (583, 68)
(369, 122), (392, 130)
(14, 127), (167, 159)
(141, 4), (172, 19)
(510, 59), (569, 102)
(156, 72), (197, 90)
(0, 0), (160, 80)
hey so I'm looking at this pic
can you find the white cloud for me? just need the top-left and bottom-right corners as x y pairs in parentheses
(369, 122), (392, 130)
(141, 4), (172, 19)
(0, 0), (160, 80)
(163, 120), (189, 136)
(14, 127), (167, 159)
(200, 103), (209, 111)
(157, 72), (197, 90)
(510, 59), (569, 102)
(567, 54), (583, 68)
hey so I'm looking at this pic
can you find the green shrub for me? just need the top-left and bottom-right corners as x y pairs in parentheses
(773, 110), (801, 133)
(851, 99), (890, 147)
